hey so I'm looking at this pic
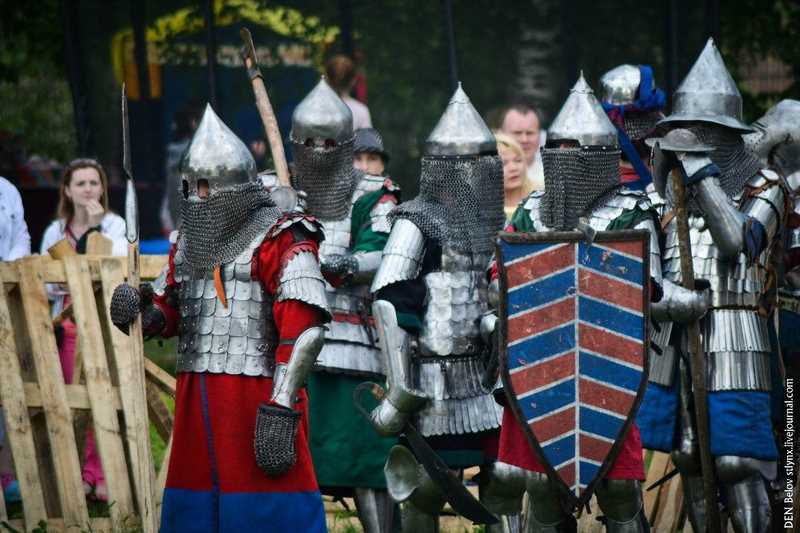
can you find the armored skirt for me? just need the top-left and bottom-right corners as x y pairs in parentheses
(156, 224), (329, 533)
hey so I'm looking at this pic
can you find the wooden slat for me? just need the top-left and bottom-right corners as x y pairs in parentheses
(0, 255), (167, 283)
(4, 517), (112, 532)
(643, 451), (671, 521)
(146, 383), (173, 442)
(64, 256), (134, 518)
(99, 257), (157, 531)
(145, 358), (176, 398)
(86, 233), (112, 255)
(0, 283), (47, 526)
(19, 382), (121, 410)
(155, 432), (172, 528)
(17, 257), (89, 526)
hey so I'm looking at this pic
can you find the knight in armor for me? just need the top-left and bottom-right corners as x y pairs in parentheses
(367, 84), (507, 531)
(109, 105), (331, 532)
(636, 38), (788, 532)
(289, 78), (400, 532)
(488, 74), (659, 532)
(599, 64), (666, 190)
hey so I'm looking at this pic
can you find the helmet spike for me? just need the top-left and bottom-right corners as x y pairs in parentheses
(425, 83), (496, 156)
(290, 78), (353, 144)
(547, 74), (618, 147)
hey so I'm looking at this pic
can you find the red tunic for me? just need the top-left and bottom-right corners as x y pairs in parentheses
(156, 221), (328, 533)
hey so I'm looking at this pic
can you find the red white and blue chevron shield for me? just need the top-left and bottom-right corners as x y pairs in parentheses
(497, 230), (649, 507)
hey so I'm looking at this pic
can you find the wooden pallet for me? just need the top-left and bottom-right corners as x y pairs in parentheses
(0, 252), (171, 532)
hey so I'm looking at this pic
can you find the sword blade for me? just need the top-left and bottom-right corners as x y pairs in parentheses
(403, 423), (498, 525)
(121, 84), (137, 243)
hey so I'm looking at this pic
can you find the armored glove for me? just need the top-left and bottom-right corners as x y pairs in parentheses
(109, 283), (164, 336)
(253, 403), (301, 476)
(651, 279), (710, 324)
(320, 254), (359, 277)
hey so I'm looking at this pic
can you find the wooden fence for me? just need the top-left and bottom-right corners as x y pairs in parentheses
(0, 253), (172, 532)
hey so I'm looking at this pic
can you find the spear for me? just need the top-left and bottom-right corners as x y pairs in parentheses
(670, 167), (721, 533)
(240, 27), (290, 187)
(122, 84), (157, 533)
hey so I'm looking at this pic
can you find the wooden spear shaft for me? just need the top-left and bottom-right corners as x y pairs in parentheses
(240, 27), (290, 187)
(670, 170), (721, 533)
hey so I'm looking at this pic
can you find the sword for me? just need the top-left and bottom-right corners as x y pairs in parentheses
(354, 383), (498, 525)
(121, 84), (158, 533)
(239, 27), (290, 187)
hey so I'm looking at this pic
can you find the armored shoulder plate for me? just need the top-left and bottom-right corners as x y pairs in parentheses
(277, 248), (330, 318)
(743, 169), (785, 238)
(371, 219), (426, 293)
(267, 214), (323, 241)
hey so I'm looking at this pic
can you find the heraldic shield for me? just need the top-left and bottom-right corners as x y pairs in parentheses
(496, 230), (650, 508)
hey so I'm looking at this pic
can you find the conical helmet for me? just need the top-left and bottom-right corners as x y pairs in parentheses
(424, 82), (496, 156)
(659, 38), (753, 133)
(548, 73), (618, 147)
(181, 104), (257, 196)
(290, 78), (353, 144)
(600, 64), (641, 105)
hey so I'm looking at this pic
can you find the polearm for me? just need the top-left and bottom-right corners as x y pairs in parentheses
(122, 84), (158, 533)
(670, 170), (721, 533)
(239, 27), (290, 187)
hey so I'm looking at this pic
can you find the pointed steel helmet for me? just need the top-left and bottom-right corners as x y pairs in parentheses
(600, 64), (641, 105)
(290, 78), (353, 144)
(181, 104), (257, 195)
(424, 82), (496, 156)
(743, 99), (800, 175)
(548, 72), (618, 147)
(659, 38), (753, 133)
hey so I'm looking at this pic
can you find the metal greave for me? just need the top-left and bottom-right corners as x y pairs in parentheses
(354, 488), (397, 533)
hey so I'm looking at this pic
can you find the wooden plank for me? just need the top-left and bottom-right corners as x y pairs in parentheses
(0, 284), (47, 526)
(46, 239), (77, 260)
(0, 255), (167, 284)
(86, 233), (112, 255)
(64, 256), (134, 518)
(145, 358), (176, 398)
(146, 383), (173, 442)
(98, 257), (156, 530)
(18, 383), (122, 410)
(155, 433), (172, 529)
(643, 451), (671, 522)
(4, 517), (112, 532)
(17, 257), (89, 526)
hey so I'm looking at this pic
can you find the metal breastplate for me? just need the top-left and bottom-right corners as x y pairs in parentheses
(413, 245), (501, 436)
(316, 174), (386, 376)
(419, 246), (491, 356)
(173, 230), (277, 376)
(662, 215), (766, 308)
(660, 215), (771, 391)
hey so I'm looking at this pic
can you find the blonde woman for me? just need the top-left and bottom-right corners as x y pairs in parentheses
(495, 132), (534, 222)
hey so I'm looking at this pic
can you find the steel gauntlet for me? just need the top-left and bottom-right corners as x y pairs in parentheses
(109, 283), (165, 336)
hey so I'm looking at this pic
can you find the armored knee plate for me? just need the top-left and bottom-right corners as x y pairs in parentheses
(523, 472), (570, 531)
(479, 462), (526, 516)
(595, 480), (648, 533)
(716, 456), (774, 533)
(384, 446), (446, 516)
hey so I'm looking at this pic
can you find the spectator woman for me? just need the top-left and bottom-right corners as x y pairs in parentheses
(495, 132), (533, 222)
(40, 158), (127, 501)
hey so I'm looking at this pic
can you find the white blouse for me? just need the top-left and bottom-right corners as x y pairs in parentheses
(0, 177), (31, 261)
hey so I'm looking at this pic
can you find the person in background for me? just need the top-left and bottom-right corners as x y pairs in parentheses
(353, 127), (389, 177)
(40, 158), (127, 501)
(161, 104), (200, 234)
(499, 101), (545, 191)
(326, 54), (372, 129)
(0, 175), (31, 503)
(0, 176), (31, 261)
(494, 132), (533, 222)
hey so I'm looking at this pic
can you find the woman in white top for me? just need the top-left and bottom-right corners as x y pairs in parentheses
(0, 176), (31, 261)
(39, 158), (125, 501)
(495, 132), (534, 223)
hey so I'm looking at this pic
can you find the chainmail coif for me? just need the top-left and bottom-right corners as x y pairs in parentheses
(180, 181), (281, 276)
(541, 146), (622, 230)
(291, 136), (359, 221)
(391, 154), (504, 254)
(688, 124), (763, 198)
